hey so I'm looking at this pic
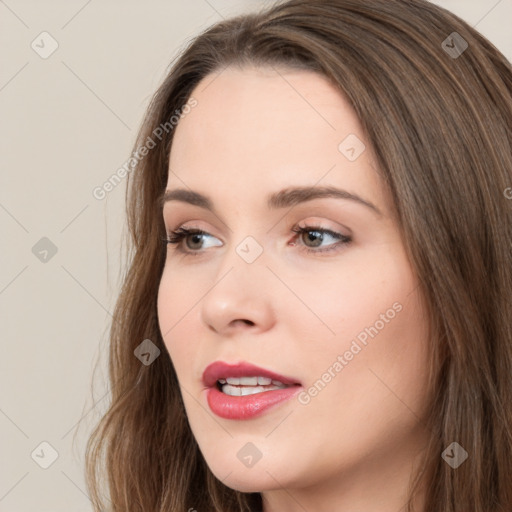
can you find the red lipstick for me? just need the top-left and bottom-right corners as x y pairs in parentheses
(202, 361), (302, 420)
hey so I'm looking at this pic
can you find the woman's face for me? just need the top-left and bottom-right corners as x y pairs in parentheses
(158, 66), (431, 507)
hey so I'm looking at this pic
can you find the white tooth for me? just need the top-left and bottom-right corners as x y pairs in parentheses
(226, 377), (240, 385)
(240, 386), (266, 396)
(218, 379), (226, 384)
(257, 376), (272, 385)
(271, 379), (285, 386)
(239, 376), (258, 385)
(222, 384), (242, 396)
(221, 384), (286, 396)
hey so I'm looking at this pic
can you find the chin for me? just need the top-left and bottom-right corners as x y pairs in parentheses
(201, 449), (287, 493)
(211, 467), (276, 493)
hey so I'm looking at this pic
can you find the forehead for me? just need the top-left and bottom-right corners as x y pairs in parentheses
(167, 65), (385, 211)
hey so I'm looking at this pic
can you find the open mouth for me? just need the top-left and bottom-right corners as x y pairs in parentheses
(203, 361), (302, 419)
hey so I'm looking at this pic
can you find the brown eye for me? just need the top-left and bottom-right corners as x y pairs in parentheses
(165, 227), (222, 255)
(291, 225), (352, 254)
(301, 229), (324, 248)
(185, 232), (206, 250)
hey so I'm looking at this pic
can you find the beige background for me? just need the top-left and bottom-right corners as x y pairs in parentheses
(1, 1), (510, 510)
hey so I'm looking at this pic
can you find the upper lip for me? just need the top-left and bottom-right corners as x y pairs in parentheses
(202, 361), (302, 388)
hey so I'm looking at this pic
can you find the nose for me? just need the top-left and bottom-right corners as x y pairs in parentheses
(200, 244), (276, 336)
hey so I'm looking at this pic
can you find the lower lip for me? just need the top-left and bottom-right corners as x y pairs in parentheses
(206, 385), (302, 420)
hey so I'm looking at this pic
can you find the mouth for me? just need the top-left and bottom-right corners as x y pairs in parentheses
(202, 361), (302, 419)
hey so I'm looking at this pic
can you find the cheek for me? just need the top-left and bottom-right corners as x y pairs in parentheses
(294, 247), (430, 413)
(156, 270), (198, 372)
(290, 281), (430, 479)
(285, 247), (417, 356)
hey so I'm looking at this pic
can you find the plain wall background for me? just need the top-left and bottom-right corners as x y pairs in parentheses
(1, 1), (510, 510)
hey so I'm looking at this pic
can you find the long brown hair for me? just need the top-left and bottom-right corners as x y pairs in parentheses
(85, 1), (512, 510)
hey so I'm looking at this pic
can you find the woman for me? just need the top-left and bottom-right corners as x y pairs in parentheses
(85, 0), (512, 510)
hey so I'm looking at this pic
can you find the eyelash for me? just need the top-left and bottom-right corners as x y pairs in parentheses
(163, 225), (352, 256)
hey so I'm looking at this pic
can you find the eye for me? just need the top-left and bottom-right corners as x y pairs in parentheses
(164, 227), (222, 255)
(290, 225), (352, 254)
(163, 224), (352, 257)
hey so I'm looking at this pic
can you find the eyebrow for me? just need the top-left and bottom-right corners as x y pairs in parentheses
(159, 185), (382, 217)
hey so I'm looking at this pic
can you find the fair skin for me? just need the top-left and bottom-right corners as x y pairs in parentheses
(157, 65), (431, 512)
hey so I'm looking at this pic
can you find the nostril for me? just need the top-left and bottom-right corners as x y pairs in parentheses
(232, 319), (255, 327)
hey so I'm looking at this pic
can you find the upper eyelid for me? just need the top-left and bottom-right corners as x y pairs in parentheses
(164, 215), (351, 233)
